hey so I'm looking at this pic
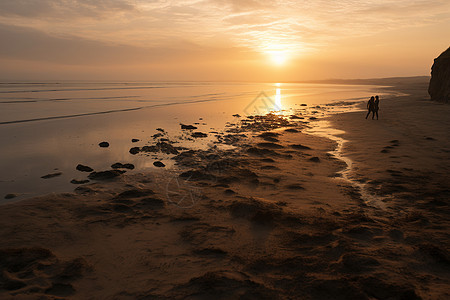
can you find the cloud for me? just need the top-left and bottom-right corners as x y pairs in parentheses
(0, 23), (194, 65)
(0, 0), (135, 18)
(0, 0), (449, 68)
(0, 22), (254, 67)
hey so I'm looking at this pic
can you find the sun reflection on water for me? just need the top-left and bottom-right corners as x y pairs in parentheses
(275, 88), (282, 110)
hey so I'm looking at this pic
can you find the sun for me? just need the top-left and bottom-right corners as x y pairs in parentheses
(267, 50), (288, 66)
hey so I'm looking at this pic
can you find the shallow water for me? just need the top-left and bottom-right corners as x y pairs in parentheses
(308, 120), (387, 209)
(0, 81), (389, 202)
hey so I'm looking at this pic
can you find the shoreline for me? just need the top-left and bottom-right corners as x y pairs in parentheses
(1, 84), (449, 299)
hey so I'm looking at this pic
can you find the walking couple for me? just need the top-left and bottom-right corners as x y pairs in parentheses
(366, 95), (380, 120)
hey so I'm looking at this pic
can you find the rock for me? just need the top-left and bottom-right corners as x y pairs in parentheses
(129, 147), (140, 155)
(256, 142), (284, 149)
(309, 117), (318, 120)
(111, 163), (135, 169)
(76, 164), (93, 172)
(70, 179), (90, 185)
(153, 161), (165, 168)
(429, 47), (450, 103)
(181, 124), (197, 130)
(246, 147), (276, 156)
(309, 157), (320, 162)
(232, 114), (241, 117)
(88, 170), (125, 180)
(257, 132), (280, 139)
(116, 189), (154, 198)
(290, 144), (311, 150)
(156, 128), (164, 132)
(141, 142), (179, 155)
(41, 172), (62, 179)
(192, 132), (208, 138)
(224, 189), (236, 195)
(136, 197), (165, 209)
(99, 142), (109, 148)
(286, 184), (304, 190)
(4, 193), (17, 199)
(131, 139), (139, 143)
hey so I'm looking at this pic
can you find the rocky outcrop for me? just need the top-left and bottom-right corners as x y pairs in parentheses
(429, 47), (450, 103)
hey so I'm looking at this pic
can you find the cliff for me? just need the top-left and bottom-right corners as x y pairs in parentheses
(429, 47), (450, 103)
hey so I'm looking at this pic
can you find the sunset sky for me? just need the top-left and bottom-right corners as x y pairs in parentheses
(0, 0), (449, 81)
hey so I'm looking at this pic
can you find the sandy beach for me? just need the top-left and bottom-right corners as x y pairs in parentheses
(1, 80), (449, 299)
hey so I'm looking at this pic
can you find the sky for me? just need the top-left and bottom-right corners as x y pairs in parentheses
(0, 0), (449, 81)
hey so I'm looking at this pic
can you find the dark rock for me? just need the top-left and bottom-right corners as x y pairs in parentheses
(111, 163), (135, 169)
(246, 147), (277, 156)
(180, 170), (215, 181)
(4, 193), (17, 199)
(181, 124), (197, 130)
(135, 197), (165, 209)
(153, 161), (165, 167)
(258, 132), (279, 137)
(112, 204), (132, 213)
(228, 197), (282, 225)
(289, 115), (303, 119)
(0, 247), (55, 273)
(141, 142), (179, 155)
(117, 189), (154, 198)
(99, 141), (109, 148)
(129, 147), (140, 155)
(88, 170), (125, 180)
(192, 132), (208, 138)
(429, 47), (450, 103)
(301, 104), (307, 106)
(41, 172), (62, 179)
(57, 257), (91, 280)
(257, 132), (280, 143)
(70, 179), (90, 185)
(261, 158), (275, 163)
(285, 128), (299, 133)
(224, 189), (236, 195)
(290, 144), (311, 150)
(309, 117), (318, 120)
(3, 278), (26, 291)
(309, 157), (320, 162)
(131, 139), (139, 143)
(45, 283), (75, 296)
(256, 142), (284, 149)
(156, 128), (164, 132)
(76, 164), (93, 172)
(286, 184), (304, 190)
(232, 114), (241, 117)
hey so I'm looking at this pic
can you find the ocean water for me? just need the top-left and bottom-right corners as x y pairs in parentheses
(0, 81), (388, 202)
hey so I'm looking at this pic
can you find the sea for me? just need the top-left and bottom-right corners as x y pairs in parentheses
(0, 81), (390, 202)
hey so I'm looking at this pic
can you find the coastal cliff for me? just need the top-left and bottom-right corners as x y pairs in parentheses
(429, 47), (450, 103)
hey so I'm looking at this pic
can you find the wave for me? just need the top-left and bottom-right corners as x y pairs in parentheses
(0, 86), (166, 94)
(0, 96), (145, 104)
(0, 95), (247, 125)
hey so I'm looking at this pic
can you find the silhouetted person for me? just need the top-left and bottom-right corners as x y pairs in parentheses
(373, 95), (379, 119)
(365, 96), (375, 119)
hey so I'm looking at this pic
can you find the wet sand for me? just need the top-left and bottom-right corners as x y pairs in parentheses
(0, 82), (449, 299)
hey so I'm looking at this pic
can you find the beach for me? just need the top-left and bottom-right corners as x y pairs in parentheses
(0, 79), (449, 299)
